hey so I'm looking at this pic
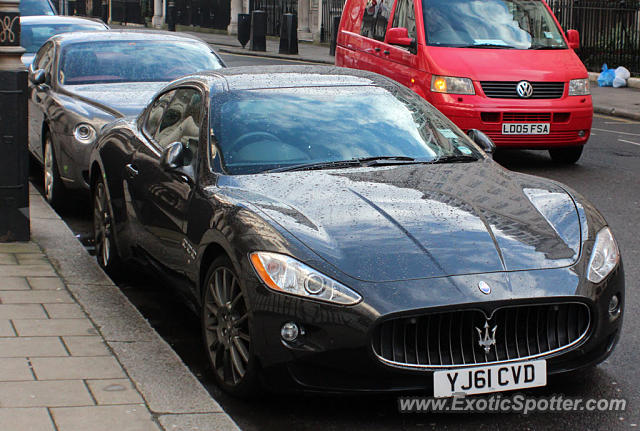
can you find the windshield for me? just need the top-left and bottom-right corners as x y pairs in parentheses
(59, 40), (223, 85)
(22, 23), (106, 53)
(20, 0), (56, 16)
(212, 86), (483, 175)
(423, 0), (567, 49)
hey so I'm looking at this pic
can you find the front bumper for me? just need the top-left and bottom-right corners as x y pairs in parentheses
(429, 93), (593, 150)
(247, 263), (624, 393)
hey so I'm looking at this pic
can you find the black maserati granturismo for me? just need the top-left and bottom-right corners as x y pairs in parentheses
(89, 66), (624, 398)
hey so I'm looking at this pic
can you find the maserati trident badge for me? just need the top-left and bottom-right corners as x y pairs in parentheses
(478, 281), (491, 295)
(476, 321), (497, 354)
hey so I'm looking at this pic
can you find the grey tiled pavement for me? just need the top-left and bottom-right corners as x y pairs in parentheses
(0, 186), (240, 431)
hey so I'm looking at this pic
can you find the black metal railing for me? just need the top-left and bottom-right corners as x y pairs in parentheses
(548, 0), (640, 75)
(110, 0), (144, 24)
(321, 0), (344, 42)
(250, 0), (297, 36)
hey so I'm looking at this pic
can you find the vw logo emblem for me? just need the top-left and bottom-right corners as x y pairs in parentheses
(478, 281), (491, 295)
(516, 81), (534, 98)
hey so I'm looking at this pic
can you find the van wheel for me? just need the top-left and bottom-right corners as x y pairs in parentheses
(549, 146), (583, 164)
(43, 132), (66, 208)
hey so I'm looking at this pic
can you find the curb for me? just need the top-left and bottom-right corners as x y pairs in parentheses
(216, 46), (334, 64)
(29, 185), (241, 431)
(593, 105), (640, 122)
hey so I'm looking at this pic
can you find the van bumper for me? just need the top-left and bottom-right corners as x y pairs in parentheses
(432, 94), (593, 149)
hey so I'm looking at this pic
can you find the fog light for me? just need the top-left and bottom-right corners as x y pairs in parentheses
(578, 130), (587, 137)
(281, 322), (299, 342)
(608, 295), (620, 317)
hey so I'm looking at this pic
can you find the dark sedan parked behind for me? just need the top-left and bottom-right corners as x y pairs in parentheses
(20, 16), (108, 68)
(90, 66), (623, 398)
(28, 31), (225, 207)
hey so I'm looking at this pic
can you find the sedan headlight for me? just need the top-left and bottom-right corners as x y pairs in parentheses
(587, 227), (620, 283)
(73, 123), (97, 144)
(250, 252), (362, 305)
(431, 76), (475, 95)
(568, 78), (590, 96)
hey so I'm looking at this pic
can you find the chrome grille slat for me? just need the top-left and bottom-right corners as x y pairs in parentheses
(372, 302), (590, 369)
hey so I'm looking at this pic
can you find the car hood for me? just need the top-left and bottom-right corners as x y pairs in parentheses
(425, 46), (587, 81)
(219, 162), (582, 282)
(61, 82), (166, 117)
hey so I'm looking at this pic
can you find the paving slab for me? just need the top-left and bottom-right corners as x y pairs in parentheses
(0, 320), (16, 336)
(0, 290), (74, 304)
(0, 243), (41, 253)
(0, 304), (48, 319)
(62, 336), (110, 356)
(158, 413), (242, 431)
(0, 277), (30, 290)
(30, 356), (126, 380)
(86, 379), (145, 405)
(0, 264), (57, 277)
(0, 380), (93, 407)
(0, 358), (34, 381)
(28, 277), (66, 290)
(0, 337), (67, 357)
(43, 303), (86, 319)
(13, 319), (98, 337)
(0, 407), (56, 431)
(0, 253), (18, 265)
(51, 405), (161, 431)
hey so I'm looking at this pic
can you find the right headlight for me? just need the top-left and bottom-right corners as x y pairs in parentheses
(431, 75), (475, 95)
(568, 78), (590, 96)
(250, 252), (362, 305)
(587, 227), (620, 283)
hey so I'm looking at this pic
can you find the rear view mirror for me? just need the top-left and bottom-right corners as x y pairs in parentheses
(467, 129), (496, 155)
(30, 69), (46, 85)
(160, 142), (187, 171)
(566, 29), (580, 50)
(386, 27), (417, 53)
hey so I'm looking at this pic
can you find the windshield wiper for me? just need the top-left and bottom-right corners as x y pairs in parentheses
(267, 156), (420, 173)
(432, 154), (479, 164)
(459, 43), (517, 49)
(528, 45), (566, 50)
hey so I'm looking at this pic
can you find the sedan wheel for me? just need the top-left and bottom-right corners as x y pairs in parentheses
(202, 258), (259, 397)
(92, 178), (121, 274)
(43, 133), (66, 208)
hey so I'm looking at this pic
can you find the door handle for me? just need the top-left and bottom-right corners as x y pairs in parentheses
(374, 47), (381, 52)
(125, 163), (139, 178)
(383, 50), (390, 55)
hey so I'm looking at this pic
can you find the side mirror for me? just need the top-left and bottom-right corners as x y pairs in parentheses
(386, 27), (417, 53)
(566, 29), (580, 50)
(160, 141), (186, 171)
(30, 69), (46, 85)
(467, 129), (496, 155)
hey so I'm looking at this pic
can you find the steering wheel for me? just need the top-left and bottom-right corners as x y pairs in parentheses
(163, 66), (191, 78)
(229, 131), (312, 160)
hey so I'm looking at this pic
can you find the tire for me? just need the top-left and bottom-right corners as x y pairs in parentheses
(92, 176), (123, 276)
(43, 132), (67, 208)
(549, 146), (583, 164)
(202, 256), (260, 398)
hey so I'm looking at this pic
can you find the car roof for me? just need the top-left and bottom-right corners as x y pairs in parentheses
(20, 15), (107, 26)
(191, 65), (396, 91)
(50, 29), (206, 45)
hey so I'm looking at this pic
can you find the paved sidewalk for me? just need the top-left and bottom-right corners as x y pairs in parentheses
(114, 23), (640, 122)
(0, 185), (240, 431)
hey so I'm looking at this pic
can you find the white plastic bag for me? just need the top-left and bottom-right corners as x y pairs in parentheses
(613, 76), (627, 88)
(615, 66), (631, 80)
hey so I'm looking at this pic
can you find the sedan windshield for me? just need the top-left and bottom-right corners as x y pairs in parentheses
(20, 0), (56, 16)
(212, 86), (483, 175)
(59, 40), (223, 85)
(423, 0), (567, 49)
(22, 23), (106, 53)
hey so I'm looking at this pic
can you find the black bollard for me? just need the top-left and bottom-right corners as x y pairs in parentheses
(330, 15), (340, 56)
(167, 0), (176, 31)
(0, 0), (30, 241)
(250, 10), (266, 51)
(101, 0), (108, 23)
(278, 13), (298, 55)
(237, 13), (250, 48)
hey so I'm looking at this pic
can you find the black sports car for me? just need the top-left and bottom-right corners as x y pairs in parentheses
(90, 66), (623, 397)
(28, 30), (225, 207)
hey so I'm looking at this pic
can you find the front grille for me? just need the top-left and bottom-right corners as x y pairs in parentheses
(371, 303), (590, 369)
(502, 112), (552, 122)
(481, 82), (565, 99)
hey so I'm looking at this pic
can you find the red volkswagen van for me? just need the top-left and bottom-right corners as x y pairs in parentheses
(335, 0), (592, 163)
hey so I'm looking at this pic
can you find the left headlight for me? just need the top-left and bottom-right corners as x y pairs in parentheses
(587, 227), (620, 283)
(73, 123), (97, 144)
(568, 78), (590, 96)
(250, 252), (362, 305)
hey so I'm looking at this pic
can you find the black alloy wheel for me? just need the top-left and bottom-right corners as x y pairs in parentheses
(202, 257), (259, 397)
(43, 132), (66, 208)
(92, 176), (121, 274)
